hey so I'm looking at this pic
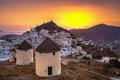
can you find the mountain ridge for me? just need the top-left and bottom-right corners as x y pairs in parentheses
(0, 34), (19, 40)
(69, 24), (120, 42)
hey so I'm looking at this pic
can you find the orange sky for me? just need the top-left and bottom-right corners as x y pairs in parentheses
(0, 0), (120, 32)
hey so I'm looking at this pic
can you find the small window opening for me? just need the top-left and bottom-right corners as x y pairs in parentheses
(53, 51), (55, 55)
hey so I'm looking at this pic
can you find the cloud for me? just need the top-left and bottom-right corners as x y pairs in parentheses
(0, 0), (120, 6)
(0, 0), (120, 12)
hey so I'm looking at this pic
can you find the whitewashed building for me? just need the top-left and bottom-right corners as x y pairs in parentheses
(16, 40), (33, 65)
(35, 37), (61, 77)
(76, 46), (82, 51)
(0, 46), (10, 56)
(9, 49), (16, 62)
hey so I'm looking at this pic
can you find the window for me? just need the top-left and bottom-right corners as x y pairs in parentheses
(53, 51), (55, 55)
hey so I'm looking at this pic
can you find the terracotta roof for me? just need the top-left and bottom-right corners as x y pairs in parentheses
(17, 40), (32, 51)
(36, 37), (60, 53)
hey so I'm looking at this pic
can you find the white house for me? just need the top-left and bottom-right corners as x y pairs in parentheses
(9, 49), (16, 62)
(35, 37), (61, 77)
(77, 54), (92, 60)
(16, 40), (33, 65)
(0, 45), (10, 57)
(76, 46), (82, 51)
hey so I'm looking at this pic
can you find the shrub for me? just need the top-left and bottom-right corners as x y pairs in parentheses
(90, 76), (101, 80)
(26, 31), (30, 33)
(108, 58), (120, 69)
(82, 56), (91, 60)
(92, 55), (102, 60)
(6, 38), (12, 43)
(57, 74), (70, 80)
(97, 64), (110, 75)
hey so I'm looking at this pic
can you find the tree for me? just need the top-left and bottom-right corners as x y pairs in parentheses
(108, 58), (120, 69)
(6, 38), (12, 43)
(101, 64), (110, 75)
(82, 56), (91, 60)
(92, 54), (102, 60)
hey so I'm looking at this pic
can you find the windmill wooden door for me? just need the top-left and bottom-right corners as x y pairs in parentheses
(48, 67), (52, 75)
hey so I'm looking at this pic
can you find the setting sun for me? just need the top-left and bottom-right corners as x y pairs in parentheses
(0, 0), (120, 79)
(61, 12), (94, 28)
(0, 0), (120, 31)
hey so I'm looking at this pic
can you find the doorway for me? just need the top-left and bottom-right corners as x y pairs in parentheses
(48, 67), (52, 75)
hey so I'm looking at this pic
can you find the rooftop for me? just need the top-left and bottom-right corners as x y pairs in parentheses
(17, 40), (32, 51)
(36, 37), (60, 53)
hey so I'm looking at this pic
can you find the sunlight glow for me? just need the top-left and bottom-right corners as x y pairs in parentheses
(61, 12), (93, 28)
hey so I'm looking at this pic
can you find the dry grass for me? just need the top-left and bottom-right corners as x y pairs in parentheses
(0, 60), (112, 80)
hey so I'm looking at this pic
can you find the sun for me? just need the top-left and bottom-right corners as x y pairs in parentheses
(62, 12), (93, 29)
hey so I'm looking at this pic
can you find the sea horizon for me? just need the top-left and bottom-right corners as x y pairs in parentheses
(0, 31), (24, 37)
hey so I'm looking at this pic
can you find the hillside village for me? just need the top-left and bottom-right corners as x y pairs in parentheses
(0, 21), (94, 58)
(0, 21), (120, 80)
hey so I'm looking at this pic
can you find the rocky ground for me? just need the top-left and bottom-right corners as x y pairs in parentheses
(0, 58), (118, 80)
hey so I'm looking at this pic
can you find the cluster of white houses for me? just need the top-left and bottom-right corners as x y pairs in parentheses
(0, 45), (10, 57)
(0, 25), (94, 62)
(0, 28), (93, 57)
(9, 37), (61, 77)
(0, 21), (95, 58)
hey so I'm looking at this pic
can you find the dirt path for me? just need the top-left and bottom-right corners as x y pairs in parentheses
(61, 57), (81, 65)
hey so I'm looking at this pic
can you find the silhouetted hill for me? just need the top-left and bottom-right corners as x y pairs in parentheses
(69, 24), (120, 42)
(36, 20), (68, 33)
(0, 30), (2, 32)
(0, 34), (19, 40)
(36, 20), (75, 38)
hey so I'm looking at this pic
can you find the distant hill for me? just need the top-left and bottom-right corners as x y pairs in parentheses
(69, 24), (120, 42)
(0, 30), (2, 32)
(0, 34), (19, 40)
